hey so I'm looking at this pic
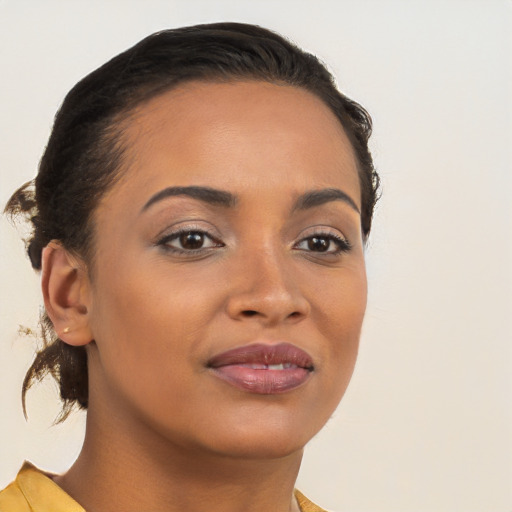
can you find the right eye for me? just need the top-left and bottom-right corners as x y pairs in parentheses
(158, 229), (224, 254)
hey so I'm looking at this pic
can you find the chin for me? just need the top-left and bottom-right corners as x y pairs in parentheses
(202, 430), (309, 461)
(188, 409), (327, 461)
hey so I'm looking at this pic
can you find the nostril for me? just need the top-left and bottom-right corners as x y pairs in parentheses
(241, 310), (259, 317)
(239, 310), (303, 320)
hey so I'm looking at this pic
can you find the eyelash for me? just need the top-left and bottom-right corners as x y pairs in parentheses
(294, 231), (352, 255)
(157, 228), (224, 255)
(157, 228), (351, 256)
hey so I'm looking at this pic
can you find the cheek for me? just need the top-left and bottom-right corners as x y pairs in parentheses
(91, 254), (218, 337)
(311, 264), (367, 384)
(324, 281), (367, 347)
(311, 258), (367, 332)
(87, 257), (221, 394)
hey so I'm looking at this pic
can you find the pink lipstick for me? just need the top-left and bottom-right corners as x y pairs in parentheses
(207, 343), (314, 394)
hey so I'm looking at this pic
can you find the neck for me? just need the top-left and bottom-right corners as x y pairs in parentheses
(54, 406), (304, 512)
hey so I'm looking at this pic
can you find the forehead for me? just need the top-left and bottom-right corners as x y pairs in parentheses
(109, 80), (361, 209)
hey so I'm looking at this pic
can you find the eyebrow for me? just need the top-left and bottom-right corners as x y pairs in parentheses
(141, 185), (359, 215)
(141, 186), (236, 212)
(293, 188), (360, 213)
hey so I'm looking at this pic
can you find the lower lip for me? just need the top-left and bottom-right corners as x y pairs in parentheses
(210, 365), (311, 394)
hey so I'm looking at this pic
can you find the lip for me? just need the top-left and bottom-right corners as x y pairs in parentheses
(207, 343), (314, 394)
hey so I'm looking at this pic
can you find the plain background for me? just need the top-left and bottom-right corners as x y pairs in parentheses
(0, 1), (511, 511)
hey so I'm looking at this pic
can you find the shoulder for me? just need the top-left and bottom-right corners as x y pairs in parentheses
(1, 466), (330, 512)
(295, 489), (330, 512)
(0, 479), (31, 512)
(0, 462), (84, 512)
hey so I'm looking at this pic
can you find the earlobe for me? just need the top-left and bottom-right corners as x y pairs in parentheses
(41, 241), (93, 346)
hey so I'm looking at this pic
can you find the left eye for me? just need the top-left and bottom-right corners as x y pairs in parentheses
(295, 234), (351, 254)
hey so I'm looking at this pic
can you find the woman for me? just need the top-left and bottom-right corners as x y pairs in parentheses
(1, 22), (379, 512)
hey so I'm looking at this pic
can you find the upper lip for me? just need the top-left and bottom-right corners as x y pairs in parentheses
(207, 343), (314, 370)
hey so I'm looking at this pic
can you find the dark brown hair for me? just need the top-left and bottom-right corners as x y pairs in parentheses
(4, 22), (380, 420)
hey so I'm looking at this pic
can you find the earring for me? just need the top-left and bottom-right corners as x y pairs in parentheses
(62, 327), (70, 334)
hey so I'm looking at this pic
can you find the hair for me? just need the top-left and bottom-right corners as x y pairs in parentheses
(4, 22), (380, 420)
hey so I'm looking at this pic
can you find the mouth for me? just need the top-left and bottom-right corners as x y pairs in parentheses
(207, 343), (314, 394)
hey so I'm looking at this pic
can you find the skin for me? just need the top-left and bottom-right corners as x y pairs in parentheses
(43, 81), (367, 512)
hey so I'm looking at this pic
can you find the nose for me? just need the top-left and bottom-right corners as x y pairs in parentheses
(225, 247), (310, 326)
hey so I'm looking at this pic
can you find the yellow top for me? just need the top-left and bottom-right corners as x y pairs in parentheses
(0, 462), (327, 512)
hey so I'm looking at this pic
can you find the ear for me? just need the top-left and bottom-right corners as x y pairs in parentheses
(41, 241), (93, 346)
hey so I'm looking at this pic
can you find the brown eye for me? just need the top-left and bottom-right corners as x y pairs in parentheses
(295, 232), (351, 255)
(307, 236), (330, 252)
(179, 231), (205, 249)
(158, 229), (223, 254)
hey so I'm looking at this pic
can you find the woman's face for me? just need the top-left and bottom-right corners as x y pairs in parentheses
(85, 81), (367, 458)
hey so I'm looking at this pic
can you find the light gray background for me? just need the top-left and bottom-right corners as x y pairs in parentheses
(1, 1), (511, 511)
